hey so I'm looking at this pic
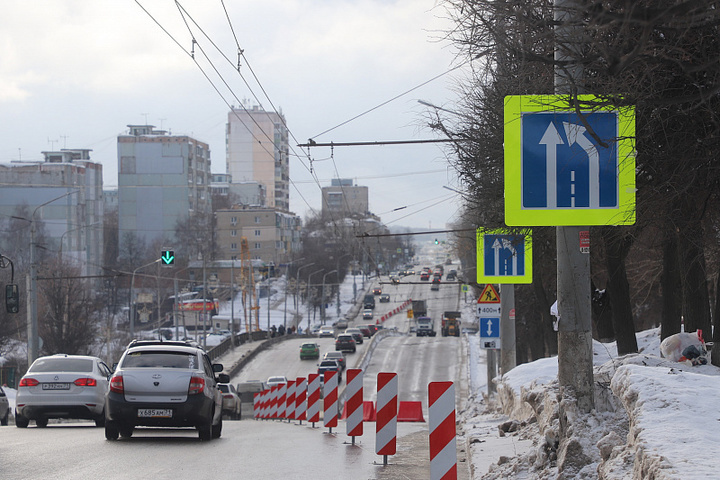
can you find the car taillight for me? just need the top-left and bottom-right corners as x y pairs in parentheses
(109, 374), (124, 394)
(74, 377), (97, 387)
(188, 376), (205, 395)
(19, 377), (39, 387)
(223, 394), (233, 399)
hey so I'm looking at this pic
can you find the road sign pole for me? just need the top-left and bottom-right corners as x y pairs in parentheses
(499, 284), (515, 375)
(554, 0), (595, 413)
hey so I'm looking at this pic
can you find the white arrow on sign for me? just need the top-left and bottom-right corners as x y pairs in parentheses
(492, 238), (517, 275)
(486, 318), (494, 336)
(563, 122), (600, 208)
(540, 122), (563, 209)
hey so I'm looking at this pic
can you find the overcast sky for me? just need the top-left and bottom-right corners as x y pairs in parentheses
(0, 1), (468, 230)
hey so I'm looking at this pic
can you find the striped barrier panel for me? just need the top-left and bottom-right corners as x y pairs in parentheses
(429, 381), (457, 480)
(286, 379), (296, 421)
(253, 392), (261, 419)
(270, 385), (279, 419)
(277, 383), (287, 419)
(345, 369), (364, 439)
(307, 373), (321, 424)
(262, 389), (269, 419)
(323, 370), (339, 430)
(295, 377), (307, 422)
(376, 372), (398, 458)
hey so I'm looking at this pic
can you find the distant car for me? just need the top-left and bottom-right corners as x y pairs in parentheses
(266, 376), (288, 387)
(379, 293), (390, 303)
(390, 276), (400, 285)
(361, 324), (378, 336)
(300, 342), (320, 360)
(446, 270), (457, 281)
(431, 279), (440, 291)
(335, 334), (356, 353)
(323, 351), (346, 370)
(309, 324), (323, 335)
(318, 326), (335, 338)
(373, 287), (382, 295)
(362, 309), (374, 320)
(317, 360), (342, 384)
(333, 318), (349, 329)
(420, 272), (430, 281)
(104, 340), (228, 441)
(236, 380), (267, 409)
(357, 325), (372, 338)
(345, 328), (364, 345)
(0, 385), (10, 426)
(15, 354), (112, 428)
(218, 383), (242, 420)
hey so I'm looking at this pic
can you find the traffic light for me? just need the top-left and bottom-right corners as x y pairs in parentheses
(6, 284), (19, 314)
(160, 249), (175, 266)
(434, 238), (439, 244)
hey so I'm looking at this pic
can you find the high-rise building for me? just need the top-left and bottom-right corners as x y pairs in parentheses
(226, 105), (289, 211)
(321, 178), (369, 218)
(0, 149), (104, 277)
(117, 125), (211, 252)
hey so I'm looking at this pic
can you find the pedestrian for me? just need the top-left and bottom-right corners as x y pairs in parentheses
(278, 324), (286, 336)
(271, 325), (277, 338)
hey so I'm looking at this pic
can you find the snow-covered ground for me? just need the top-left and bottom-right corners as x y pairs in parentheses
(462, 320), (720, 479)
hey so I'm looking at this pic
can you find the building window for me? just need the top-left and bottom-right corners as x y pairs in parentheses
(231, 216), (237, 225)
(255, 242), (261, 249)
(231, 243), (237, 251)
(255, 216), (261, 224)
(254, 230), (261, 236)
(231, 230), (237, 237)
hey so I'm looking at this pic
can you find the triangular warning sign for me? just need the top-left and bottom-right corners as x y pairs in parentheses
(478, 284), (501, 303)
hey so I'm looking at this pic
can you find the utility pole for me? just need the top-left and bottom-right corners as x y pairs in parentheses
(554, 0), (594, 413)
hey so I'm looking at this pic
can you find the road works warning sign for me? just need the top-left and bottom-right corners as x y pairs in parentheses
(478, 284), (500, 303)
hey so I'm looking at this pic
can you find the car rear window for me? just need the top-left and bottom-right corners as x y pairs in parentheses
(30, 357), (93, 373)
(218, 384), (229, 393)
(122, 351), (198, 369)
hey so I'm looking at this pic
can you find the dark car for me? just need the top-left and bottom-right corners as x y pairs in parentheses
(357, 325), (372, 338)
(323, 351), (346, 370)
(344, 328), (364, 344)
(317, 359), (342, 384)
(335, 334), (356, 353)
(104, 340), (228, 441)
(431, 278), (441, 291)
(373, 287), (382, 295)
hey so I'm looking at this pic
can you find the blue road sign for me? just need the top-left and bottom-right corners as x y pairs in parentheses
(483, 234), (525, 277)
(480, 317), (500, 338)
(522, 112), (618, 210)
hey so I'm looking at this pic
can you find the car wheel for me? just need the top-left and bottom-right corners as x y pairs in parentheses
(15, 411), (29, 428)
(0, 409), (8, 426)
(105, 421), (119, 440)
(35, 417), (48, 428)
(94, 412), (106, 427)
(212, 416), (223, 438)
(198, 423), (212, 441)
(119, 425), (134, 438)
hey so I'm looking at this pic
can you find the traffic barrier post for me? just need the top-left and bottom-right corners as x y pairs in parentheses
(286, 379), (296, 421)
(295, 377), (307, 424)
(345, 369), (364, 444)
(307, 373), (321, 426)
(376, 372), (398, 464)
(429, 381), (457, 480)
(323, 370), (338, 433)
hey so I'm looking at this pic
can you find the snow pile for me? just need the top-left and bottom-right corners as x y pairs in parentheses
(464, 327), (720, 479)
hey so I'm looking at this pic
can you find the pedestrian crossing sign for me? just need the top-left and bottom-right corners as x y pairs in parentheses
(478, 284), (500, 303)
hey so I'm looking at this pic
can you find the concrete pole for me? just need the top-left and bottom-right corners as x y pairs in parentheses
(499, 284), (516, 375)
(554, 0), (594, 412)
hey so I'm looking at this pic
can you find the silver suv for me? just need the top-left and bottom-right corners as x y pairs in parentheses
(104, 340), (228, 441)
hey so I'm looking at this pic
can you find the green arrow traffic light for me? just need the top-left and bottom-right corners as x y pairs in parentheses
(161, 250), (175, 266)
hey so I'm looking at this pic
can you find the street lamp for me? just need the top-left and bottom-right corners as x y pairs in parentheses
(321, 270), (337, 325)
(307, 269), (324, 330)
(27, 189), (79, 365)
(130, 259), (161, 339)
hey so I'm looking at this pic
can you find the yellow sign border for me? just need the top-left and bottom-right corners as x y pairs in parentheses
(476, 228), (533, 284)
(504, 94), (636, 226)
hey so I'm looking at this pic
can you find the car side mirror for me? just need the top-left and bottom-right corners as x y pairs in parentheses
(217, 373), (230, 384)
(212, 363), (224, 372)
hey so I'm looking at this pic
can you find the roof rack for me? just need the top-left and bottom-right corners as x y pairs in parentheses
(126, 339), (198, 349)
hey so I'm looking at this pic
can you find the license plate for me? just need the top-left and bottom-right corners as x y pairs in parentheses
(42, 383), (70, 390)
(137, 408), (173, 418)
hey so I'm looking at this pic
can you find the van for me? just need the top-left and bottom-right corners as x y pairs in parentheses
(363, 294), (375, 309)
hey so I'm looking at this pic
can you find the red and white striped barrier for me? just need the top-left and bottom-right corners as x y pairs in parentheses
(286, 379), (296, 421)
(376, 372), (398, 460)
(253, 391), (261, 419)
(429, 381), (457, 480)
(295, 377), (307, 422)
(277, 383), (287, 419)
(345, 369), (364, 440)
(323, 370), (338, 431)
(270, 385), (280, 419)
(307, 373), (321, 424)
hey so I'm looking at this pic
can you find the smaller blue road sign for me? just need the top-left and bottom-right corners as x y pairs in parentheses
(480, 317), (500, 338)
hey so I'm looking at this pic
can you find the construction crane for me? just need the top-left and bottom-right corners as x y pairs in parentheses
(239, 237), (260, 332)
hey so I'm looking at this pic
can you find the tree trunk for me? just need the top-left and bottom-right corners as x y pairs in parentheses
(602, 227), (638, 355)
(532, 274), (557, 356)
(660, 227), (683, 340)
(711, 274), (720, 366)
(678, 213), (712, 341)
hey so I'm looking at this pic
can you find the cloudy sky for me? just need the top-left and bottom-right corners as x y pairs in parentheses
(0, 1), (469, 230)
